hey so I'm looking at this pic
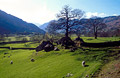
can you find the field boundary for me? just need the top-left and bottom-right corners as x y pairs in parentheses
(0, 47), (36, 50)
(0, 41), (29, 44)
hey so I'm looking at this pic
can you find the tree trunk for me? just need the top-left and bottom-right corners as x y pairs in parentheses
(95, 34), (97, 39)
(94, 26), (97, 39)
(65, 28), (68, 37)
(65, 14), (69, 37)
(94, 31), (97, 39)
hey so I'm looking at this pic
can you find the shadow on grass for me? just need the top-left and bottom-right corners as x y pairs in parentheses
(85, 65), (89, 67)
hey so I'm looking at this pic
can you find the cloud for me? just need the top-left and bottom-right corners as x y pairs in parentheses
(85, 12), (107, 18)
(113, 14), (118, 16)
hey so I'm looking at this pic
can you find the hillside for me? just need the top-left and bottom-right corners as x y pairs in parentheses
(79, 16), (120, 37)
(0, 10), (45, 34)
(103, 16), (120, 30)
(82, 15), (120, 30)
(39, 22), (49, 31)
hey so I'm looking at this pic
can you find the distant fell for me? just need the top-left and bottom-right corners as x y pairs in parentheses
(0, 10), (45, 34)
(39, 22), (49, 31)
(103, 16), (120, 30)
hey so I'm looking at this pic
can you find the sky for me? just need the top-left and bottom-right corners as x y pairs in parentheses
(0, 0), (120, 25)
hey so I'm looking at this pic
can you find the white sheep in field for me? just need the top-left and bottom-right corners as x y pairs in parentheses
(10, 60), (13, 64)
(82, 61), (85, 67)
(66, 73), (73, 77)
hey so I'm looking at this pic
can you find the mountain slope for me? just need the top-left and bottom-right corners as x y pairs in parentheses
(80, 15), (120, 36)
(39, 22), (49, 31)
(103, 16), (120, 30)
(0, 10), (45, 34)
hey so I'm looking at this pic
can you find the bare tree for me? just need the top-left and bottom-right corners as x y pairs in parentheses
(86, 17), (107, 39)
(56, 5), (84, 37)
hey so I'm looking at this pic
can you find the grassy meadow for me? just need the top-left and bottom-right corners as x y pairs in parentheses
(0, 37), (120, 78)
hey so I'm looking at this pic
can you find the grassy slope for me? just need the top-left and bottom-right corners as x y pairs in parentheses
(0, 37), (120, 78)
(0, 49), (101, 78)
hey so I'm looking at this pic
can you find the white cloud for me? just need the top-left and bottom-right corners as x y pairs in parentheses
(113, 14), (118, 16)
(85, 12), (107, 18)
(0, 0), (56, 24)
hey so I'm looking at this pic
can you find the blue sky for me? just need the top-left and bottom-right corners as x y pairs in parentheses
(45, 0), (120, 14)
(0, 0), (120, 25)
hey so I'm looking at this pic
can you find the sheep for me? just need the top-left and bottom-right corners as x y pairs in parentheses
(82, 61), (85, 67)
(86, 74), (89, 77)
(4, 52), (8, 55)
(10, 60), (13, 64)
(66, 73), (73, 77)
(31, 59), (35, 62)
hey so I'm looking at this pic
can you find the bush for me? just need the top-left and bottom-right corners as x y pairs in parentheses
(30, 35), (43, 42)
(22, 38), (28, 41)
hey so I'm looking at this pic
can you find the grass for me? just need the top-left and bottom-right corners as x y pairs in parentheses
(72, 36), (120, 43)
(0, 42), (40, 48)
(82, 37), (120, 43)
(0, 36), (30, 42)
(0, 37), (120, 78)
(0, 49), (102, 78)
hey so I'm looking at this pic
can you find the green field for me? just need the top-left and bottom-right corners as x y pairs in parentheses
(0, 37), (120, 78)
